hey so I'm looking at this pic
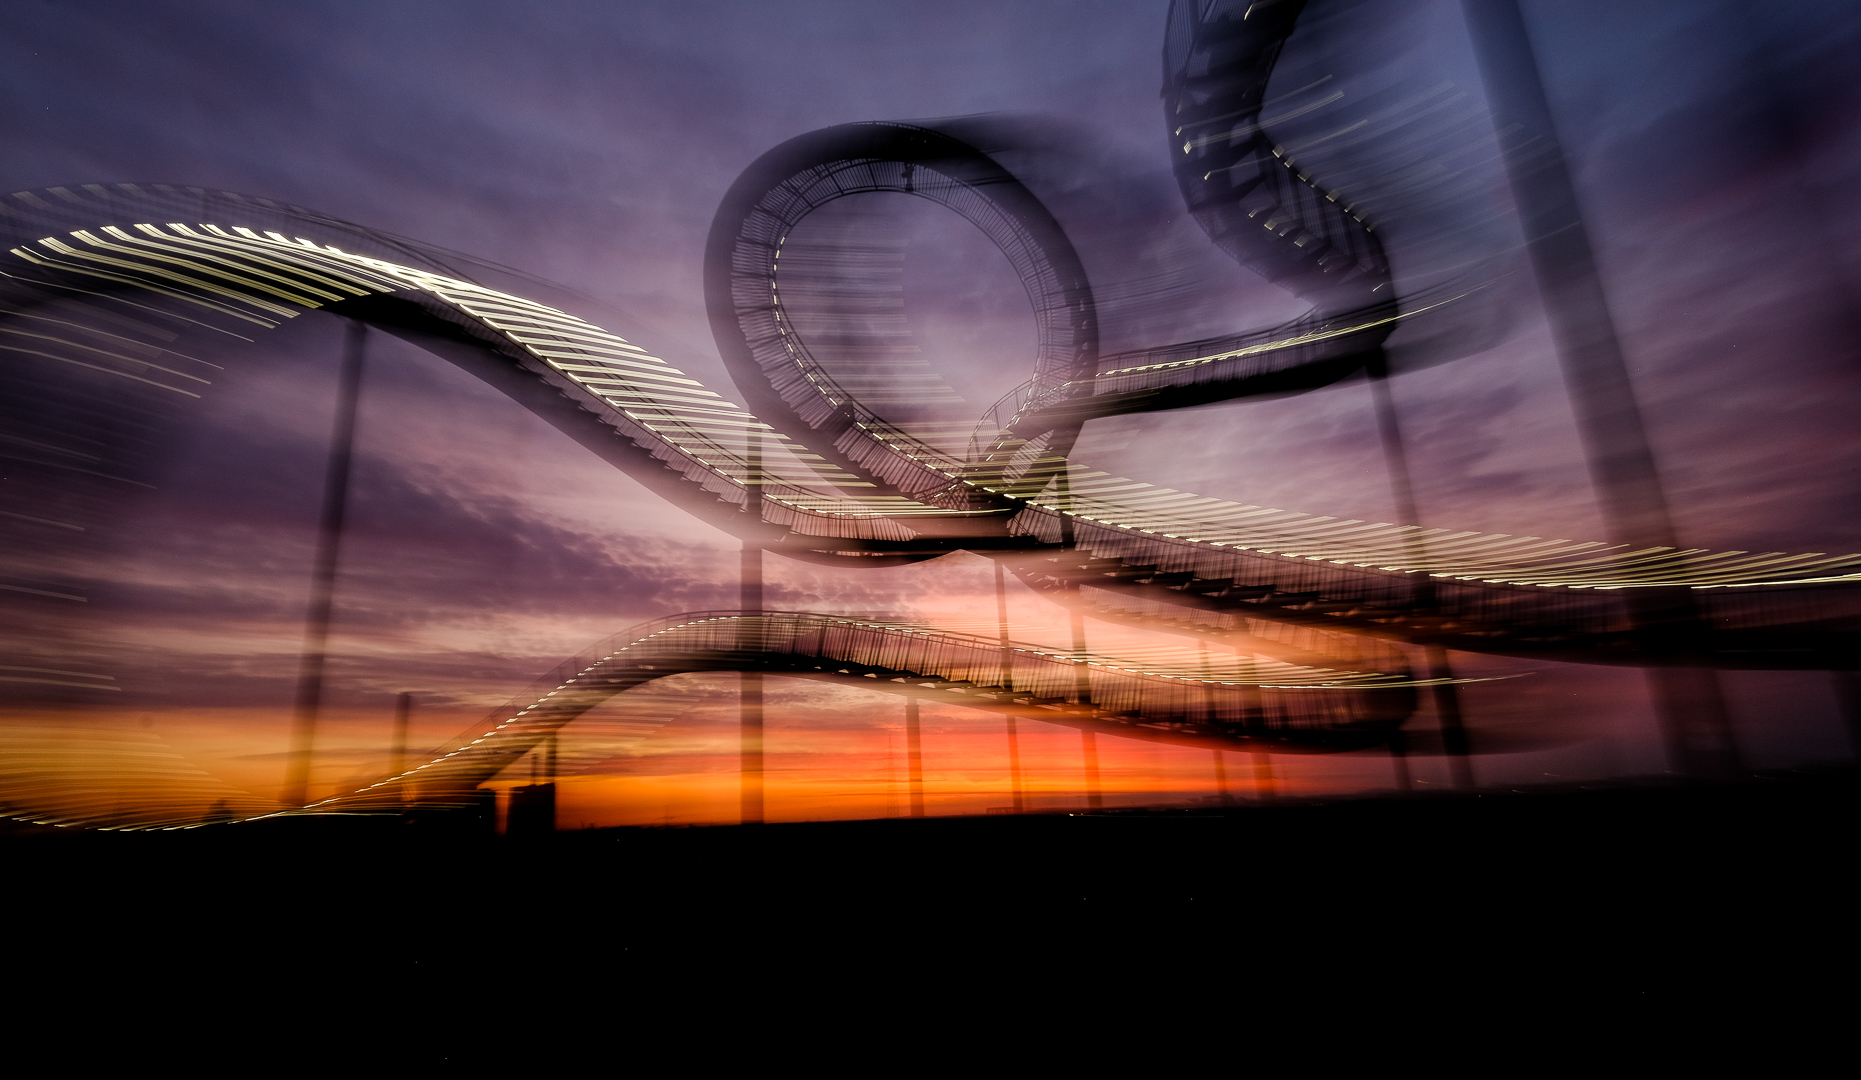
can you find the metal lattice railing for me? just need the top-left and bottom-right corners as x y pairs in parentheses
(307, 610), (1422, 815)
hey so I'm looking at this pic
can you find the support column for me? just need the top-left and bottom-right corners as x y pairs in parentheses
(886, 733), (900, 818)
(1252, 751), (1276, 800)
(996, 562), (1025, 812)
(994, 562), (1014, 688)
(741, 540), (764, 825)
(390, 691), (412, 807)
(1004, 718), (1025, 814)
(1201, 642), (1234, 805)
(1368, 353), (1474, 788)
(1236, 675), (1264, 732)
(1069, 606), (1091, 704)
(283, 320), (366, 808)
(1070, 603), (1100, 808)
(1427, 646), (1475, 789)
(1233, 649), (1275, 799)
(1464, 0), (1741, 776)
(1197, 641), (1219, 726)
(905, 696), (925, 818)
(509, 739), (557, 836)
(1646, 664), (1741, 776)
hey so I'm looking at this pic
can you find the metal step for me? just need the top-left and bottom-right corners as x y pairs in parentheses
(1178, 577), (1232, 594)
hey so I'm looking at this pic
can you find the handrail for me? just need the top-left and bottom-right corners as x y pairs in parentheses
(300, 609), (1424, 815)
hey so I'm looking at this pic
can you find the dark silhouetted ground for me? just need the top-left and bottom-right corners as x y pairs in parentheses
(8, 769), (1851, 1060)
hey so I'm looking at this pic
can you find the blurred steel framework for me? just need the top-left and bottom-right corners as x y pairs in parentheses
(0, 610), (1428, 830)
(1, 0), (1858, 826)
(320, 611), (1425, 818)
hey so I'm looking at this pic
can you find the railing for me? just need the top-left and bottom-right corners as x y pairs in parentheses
(724, 138), (1096, 511)
(316, 610), (1420, 813)
(10, 185), (1855, 662)
(1001, 518), (1861, 663)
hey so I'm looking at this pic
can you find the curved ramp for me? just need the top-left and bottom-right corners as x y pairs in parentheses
(306, 610), (1421, 816)
(0, 184), (1856, 669)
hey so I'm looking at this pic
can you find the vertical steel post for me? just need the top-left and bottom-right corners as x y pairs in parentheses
(1069, 608), (1091, 704)
(1231, 644), (1275, 798)
(1368, 353), (1474, 787)
(1200, 641), (1234, 804)
(741, 427), (765, 825)
(905, 696), (925, 818)
(390, 691), (412, 806)
(1427, 645), (1474, 789)
(994, 562), (1014, 687)
(283, 320), (366, 808)
(544, 733), (559, 833)
(741, 539), (764, 825)
(1252, 751), (1276, 800)
(1197, 640), (1218, 725)
(995, 562), (1025, 812)
(1069, 603), (1100, 808)
(1236, 673), (1264, 730)
(886, 732), (900, 818)
(1004, 717), (1025, 814)
(1463, 0), (1742, 776)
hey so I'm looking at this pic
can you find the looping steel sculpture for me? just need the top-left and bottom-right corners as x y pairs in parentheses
(2, 0), (1858, 826)
(706, 120), (1100, 531)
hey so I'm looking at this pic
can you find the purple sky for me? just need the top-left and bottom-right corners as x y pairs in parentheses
(4, 0), (1859, 816)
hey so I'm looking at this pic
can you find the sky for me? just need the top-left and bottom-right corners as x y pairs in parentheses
(2, 0), (1858, 826)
